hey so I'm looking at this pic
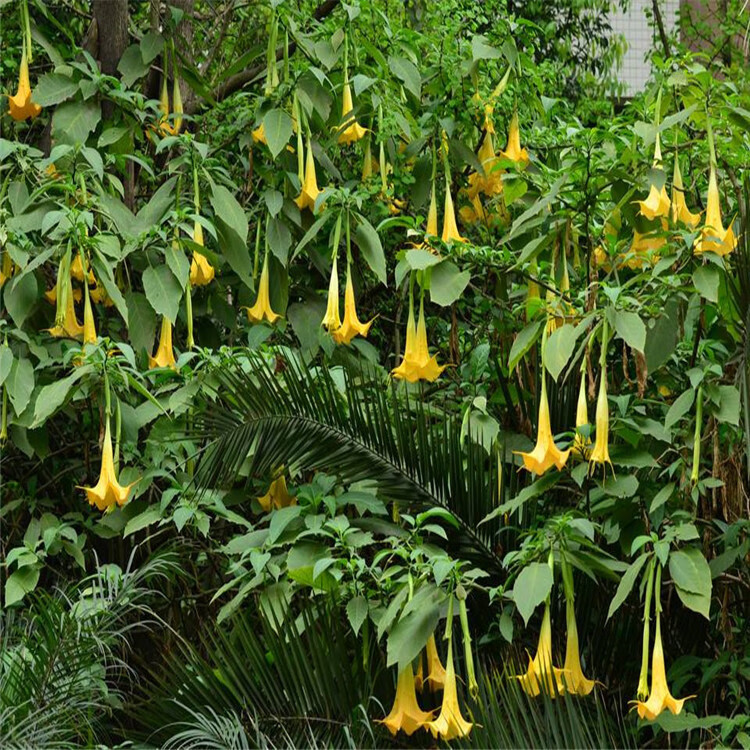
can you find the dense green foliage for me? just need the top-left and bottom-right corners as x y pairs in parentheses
(1, 0), (749, 747)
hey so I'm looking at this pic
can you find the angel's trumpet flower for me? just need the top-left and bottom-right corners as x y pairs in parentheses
(671, 158), (700, 228)
(694, 165), (736, 256)
(244, 255), (281, 324)
(190, 221), (215, 286)
(257, 474), (295, 512)
(295, 137), (322, 212)
(427, 639), (473, 740)
(8, 50), (41, 121)
(332, 263), (373, 345)
(337, 81), (367, 145)
(380, 663), (433, 736)
(515, 603), (568, 697)
(149, 316), (177, 370)
(501, 109), (529, 166)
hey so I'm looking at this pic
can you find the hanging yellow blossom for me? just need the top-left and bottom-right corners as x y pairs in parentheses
(8, 50), (41, 121)
(424, 634), (447, 692)
(322, 254), (342, 332)
(515, 603), (568, 697)
(442, 183), (466, 244)
(149, 316), (177, 370)
(379, 663), (433, 736)
(70, 253), (95, 284)
(468, 129), (503, 199)
(90, 284), (114, 307)
(295, 137), (322, 212)
(82, 286), (97, 346)
(251, 122), (267, 144)
(332, 264), (373, 345)
(257, 474), (296, 512)
(47, 276), (85, 339)
(671, 158), (700, 228)
(244, 255), (281, 324)
(624, 230), (665, 270)
(694, 165), (736, 256)
(632, 612), (693, 719)
(426, 182), (439, 237)
(500, 109), (529, 166)
(0, 252), (15, 287)
(337, 81), (367, 145)
(563, 600), (596, 695)
(589, 362), (613, 476)
(427, 639), (473, 740)
(515, 371), (570, 475)
(392, 295), (445, 383)
(78, 418), (138, 512)
(637, 135), (670, 221)
(190, 221), (215, 286)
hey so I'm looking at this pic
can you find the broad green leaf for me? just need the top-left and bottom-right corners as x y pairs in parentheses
(125, 291), (157, 354)
(0, 346), (13, 387)
(90, 254), (129, 324)
(650, 482), (675, 513)
(388, 55), (421, 100)
(513, 562), (553, 626)
(692, 266), (719, 303)
(210, 184), (248, 243)
(665, 388), (695, 429)
(7, 357), (34, 416)
(430, 260), (470, 307)
(118, 44), (149, 86)
(355, 217), (387, 285)
(142, 265), (182, 323)
(387, 588), (441, 670)
(52, 100), (101, 145)
(124, 506), (162, 537)
(347, 595), (368, 636)
(508, 318), (545, 372)
(472, 34), (503, 61)
(714, 385), (740, 426)
(263, 109), (294, 159)
(215, 217), (254, 290)
(544, 324), (577, 380)
(607, 553), (649, 620)
(32, 368), (88, 427)
(4, 272), (38, 328)
(674, 585), (711, 619)
(267, 215), (292, 265)
(33, 72), (78, 105)
(610, 307), (646, 353)
(5, 565), (40, 607)
(669, 547), (711, 598)
(405, 248), (442, 271)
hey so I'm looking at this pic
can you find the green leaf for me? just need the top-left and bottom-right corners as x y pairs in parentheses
(692, 266), (719, 303)
(508, 318), (545, 372)
(215, 218), (254, 290)
(5, 565), (40, 607)
(354, 217), (387, 285)
(607, 553), (649, 620)
(124, 506), (162, 537)
(674, 585), (711, 620)
(347, 596), (368, 636)
(52, 100), (101, 145)
(142, 265), (182, 323)
(32, 368), (88, 427)
(387, 589), (441, 670)
(0, 346), (13, 387)
(7, 357), (34, 416)
(544, 324), (577, 380)
(714, 385), (740, 426)
(610, 308), (646, 353)
(513, 562), (553, 626)
(471, 34), (503, 61)
(650, 482), (675, 513)
(33, 72), (78, 106)
(388, 56), (421, 100)
(669, 546), (711, 604)
(118, 44), (150, 86)
(268, 506), (302, 544)
(4, 271), (38, 328)
(210, 184), (248, 242)
(405, 248), (442, 271)
(126, 291), (157, 354)
(430, 260), (470, 307)
(665, 388), (695, 429)
(90, 254), (129, 324)
(267, 215), (292, 265)
(263, 109), (294, 160)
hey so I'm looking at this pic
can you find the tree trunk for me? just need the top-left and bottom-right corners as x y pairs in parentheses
(92, 0), (128, 120)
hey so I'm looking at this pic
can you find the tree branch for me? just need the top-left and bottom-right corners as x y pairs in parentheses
(211, 0), (341, 104)
(652, 0), (672, 59)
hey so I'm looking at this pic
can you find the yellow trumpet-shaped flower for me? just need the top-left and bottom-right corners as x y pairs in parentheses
(332, 265), (373, 345)
(8, 51), (41, 122)
(625, 230), (665, 269)
(637, 135), (670, 221)
(427, 639), (473, 740)
(424, 633), (447, 692)
(392, 296), (445, 383)
(244, 256), (281, 325)
(322, 254), (342, 331)
(257, 474), (296, 512)
(500, 110), (529, 166)
(149, 316), (177, 370)
(515, 373), (570, 475)
(155, 75), (182, 136)
(380, 663), (433, 736)
(694, 166), (736, 256)
(671, 159), (700, 228)
(172, 77), (183, 134)
(573, 375), (591, 457)
(90, 284), (114, 307)
(563, 600), (596, 695)
(295, 138), (322, 212)
(468, 130), (503, 199)
(442, 184), (466, 244)
(70, 253), (95, 284)
(361, 139), (377, 181)
(515, 603), (568, 698)
(632, 616), (693, 720)
(337, 82), (367, 145)
(0, 252), (15, 287)
(78, 418), (138, 512)
(251, 122), (266, 144)
(588, 365), (613, 475)
(47, 276), (85, 339)
(190, 221), (215, 286)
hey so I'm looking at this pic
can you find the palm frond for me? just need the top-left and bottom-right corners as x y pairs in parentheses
(192, 354), (508, 574)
